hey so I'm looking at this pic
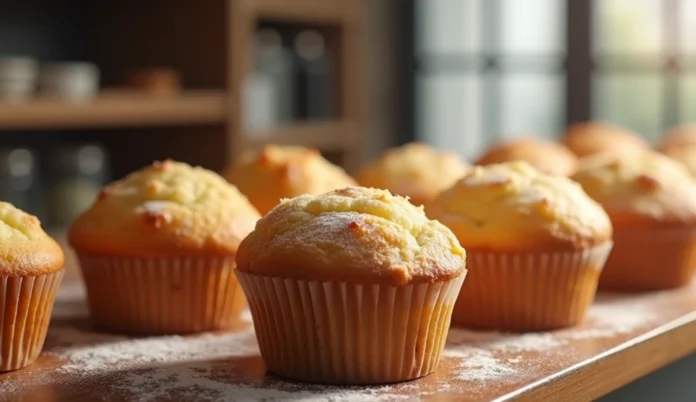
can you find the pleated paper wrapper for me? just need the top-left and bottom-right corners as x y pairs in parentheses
(452, 242), (613, 332)
(0, 270), (64, 372)
(77, 255), (246, 335)
(236, 271), (466, 385)
(601, 227), (696, 291)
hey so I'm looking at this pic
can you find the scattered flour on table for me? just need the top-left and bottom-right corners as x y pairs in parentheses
(567, 298), (658, 340)
(117, 365), (416, 402)
(440, 292), (660, 386)
(53, 327), (259, 375)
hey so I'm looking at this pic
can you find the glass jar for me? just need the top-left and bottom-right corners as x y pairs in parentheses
(48, 144), (108, 228)
(0, 147), (41, 216)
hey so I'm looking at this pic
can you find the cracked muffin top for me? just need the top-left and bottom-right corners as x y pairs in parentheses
(476, 136), (578, 176)
(235, 186), (466, 285)
(572, 151), (696, 228)
(428, 161), (612, 252)
(355, 142), (470, 207)
(0, 201), (64, 276)
(69, 160), (261, 256)
(224, 145), (357, 215)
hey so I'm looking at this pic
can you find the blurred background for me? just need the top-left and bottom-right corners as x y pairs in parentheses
(0, 1), (694, 399)
(412, 0), (696, 158)
(2, 0), (694, 232)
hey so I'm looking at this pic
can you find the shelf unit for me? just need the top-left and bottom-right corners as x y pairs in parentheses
(0, 0), (368, 172)
(0, 90), (227, 130)
(228, 0), (367, 170)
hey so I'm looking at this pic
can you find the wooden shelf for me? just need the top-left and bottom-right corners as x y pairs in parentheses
(245, 121), (358, 151)
(0, 90), (227, 130)
(4, 267), (696, 401)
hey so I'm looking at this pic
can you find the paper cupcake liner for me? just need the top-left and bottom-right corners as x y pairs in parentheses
(452, 243), (612, 332)
(0, 270), (64, 372)
(76, 255), (246, 335)
(236, 271), (466, 385)
(601, 227), (696, 291)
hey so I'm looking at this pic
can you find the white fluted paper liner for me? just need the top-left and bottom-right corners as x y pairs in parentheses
(76, 255), (246, 334)
(453, 242), (613, 332)
(0, 270), (64, 372)
(236, 271), (466, 385)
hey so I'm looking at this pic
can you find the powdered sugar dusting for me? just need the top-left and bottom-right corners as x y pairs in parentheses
(54, 328), (259, 374)
(437, 289), (664, 390)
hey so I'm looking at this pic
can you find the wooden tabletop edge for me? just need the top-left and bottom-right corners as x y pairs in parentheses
(495, 310), (696, 401)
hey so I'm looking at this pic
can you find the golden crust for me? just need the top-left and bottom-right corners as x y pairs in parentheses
(428, 161), (612, 252)
(476, 136), (578, 176)
(658, 124), (696, 151)
(69, 160), (261, 256)
(355, 142), (469, 206)
(562, 121), (650, 157)
(236, 187), (467, 285)
(572, 151), (696, 227)
(224, 145), (357, 215)
(0, 202), (64, 277)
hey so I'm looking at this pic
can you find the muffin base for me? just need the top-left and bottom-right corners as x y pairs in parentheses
(600, 227), (696, 291)
(77, 255), (246, 335)
(0, 270), (64, 372)
(452, 243), (612, 332)
(236, 271), (466, 385)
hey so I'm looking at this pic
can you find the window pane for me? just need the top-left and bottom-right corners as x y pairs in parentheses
(680, 75), (696, 122)
(500, 0), (566, 55)
(416, 0), (481, 55)
(594, 0), (663, 55)
(416, 73), (484, 160)
(594, 74), (664, 142)
(680, 0), (696, 54)
(499, 73), (564, 139)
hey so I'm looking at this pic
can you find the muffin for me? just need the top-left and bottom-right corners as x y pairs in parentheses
(658, 124), (696, 151)
(224, 145), (357, 215)
(476, 136), (578, 176)
(659, 125), (696, 177)
(0, 202), (64, 371)
(235, 187), (467, 384)
(572, 151), (696, 290)
(562, 121), (650, 157)
(428, 161), (612, 331)
(356, 142), (469, 207)
(661, 145), (696, 177)
(69, 160), (261, 334)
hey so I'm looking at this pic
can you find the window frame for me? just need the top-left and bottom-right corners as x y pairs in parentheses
(401, 0), (690, 147)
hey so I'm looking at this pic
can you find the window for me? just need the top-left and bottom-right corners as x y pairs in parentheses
(407, 0), (696, 158)
(593, 0), (695, 141)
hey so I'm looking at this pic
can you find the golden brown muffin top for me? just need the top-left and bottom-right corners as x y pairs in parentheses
(658, 124), (696, 151)
(428, 161), (612, 252)
(69, 160), (261, 256)
(356, 142), (470, 206)
(562, 121), (650, 157)
(572, 151), (696, 227)
(224, 145), (357, 215)
(0, 202), (64, 277)
(476, 136), (578, 176)
(236, 186), (466, 285)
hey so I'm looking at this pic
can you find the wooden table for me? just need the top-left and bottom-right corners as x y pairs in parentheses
(1, 277), (696, 402)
